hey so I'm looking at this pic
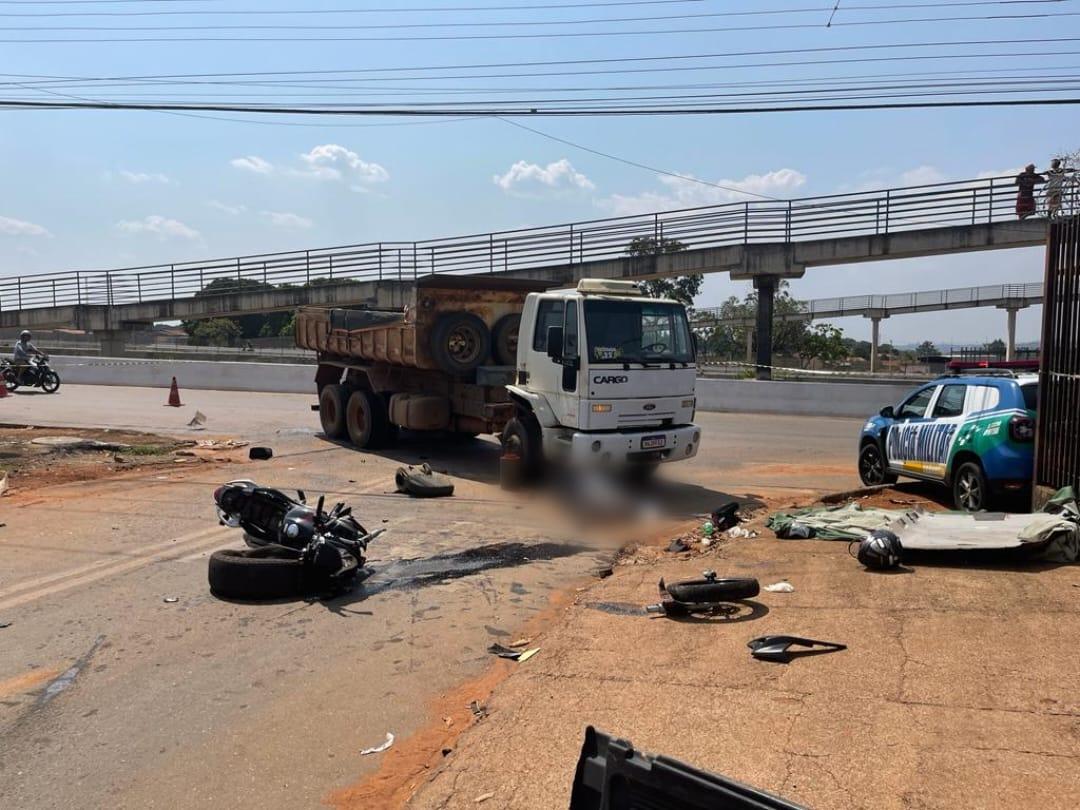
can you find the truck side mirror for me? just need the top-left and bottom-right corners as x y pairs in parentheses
(546, 326), (564, 360)
(880, 405), (895, 419)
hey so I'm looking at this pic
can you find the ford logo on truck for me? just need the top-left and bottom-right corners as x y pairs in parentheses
(593, 375), (628, 384)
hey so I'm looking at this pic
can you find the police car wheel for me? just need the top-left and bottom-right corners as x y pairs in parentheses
(858, 443), (897, 486)
(953, 462), (989, 512)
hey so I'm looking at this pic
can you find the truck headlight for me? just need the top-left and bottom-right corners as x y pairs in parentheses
(591, 403), (612, 413)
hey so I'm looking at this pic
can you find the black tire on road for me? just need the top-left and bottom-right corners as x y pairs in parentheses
(41, 371), (61, 394)
(953, 461), (989, 512)
(395, 463), (455, 497)
(319, 384), (349, 439)
(430, 312), (491, 376)
(501, 413), (542, 477)
(208, 547), (304, 601)
(858, 442), (897, 486)
(3, 368), (18, 391)
(346, 388), (394, 449)
(491, 313), (521, 367)
(665, 577), (760, 604)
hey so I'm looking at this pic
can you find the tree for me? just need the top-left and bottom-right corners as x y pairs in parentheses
(983, 338), (1007, 357)
(624, 236), (703, 309)
(916, 340), (940, 357)
(187, 318), (241, 347)
(796, 322), (847, 368)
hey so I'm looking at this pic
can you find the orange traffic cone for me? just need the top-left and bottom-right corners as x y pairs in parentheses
(165, 376), (183, 407)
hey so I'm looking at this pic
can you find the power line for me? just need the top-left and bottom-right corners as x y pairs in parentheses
(0, 0), (1062, 17)
(3, 96), (1079, 114)
(3, 11), (1078, 42)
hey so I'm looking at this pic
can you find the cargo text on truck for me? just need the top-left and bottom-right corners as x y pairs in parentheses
(295, 276), (701, 477)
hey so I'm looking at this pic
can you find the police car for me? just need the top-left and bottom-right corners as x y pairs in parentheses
(857, 370), (1038, 511)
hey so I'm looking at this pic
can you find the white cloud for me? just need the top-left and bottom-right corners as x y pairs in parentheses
(0, 215), (51, 237)
(494, 158), (595, 193)
(115, 215), (201, 241)
(118, 170), (170, 185)
(208, 200), (247, 216)
(261, 210), (313, 229)
(900, 165), (947, 186)
(230, 155), (274, 175)
(297, 144), (389, 188)
(602, 168), (806, 216)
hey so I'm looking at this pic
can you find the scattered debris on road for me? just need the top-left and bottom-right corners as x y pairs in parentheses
(248, 446), (273, 460)
(395, 463), (455, 498)
(473, 792), (495, 804)
(710, 502), (740, 530)
(487, 643), (541, 662)
(360, 732), (395, 756)
(748, 635), (847, 664)
(162, 597), (179, 604)
(647, 571), (760, 617)
(187, 410), (207, 429)
(0, 621), (12, 629)
(764, 581), (795, 593)
(197, 438), (249, 450)
(726, 526), (758, 539)
(666, 537), (691, 553)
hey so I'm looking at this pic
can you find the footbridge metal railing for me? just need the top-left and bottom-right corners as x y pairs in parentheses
(693, 281), (1045, 325)
(0, 174), (1065, 314)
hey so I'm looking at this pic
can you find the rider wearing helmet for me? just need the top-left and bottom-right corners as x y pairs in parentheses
(12, 330), (43, 384)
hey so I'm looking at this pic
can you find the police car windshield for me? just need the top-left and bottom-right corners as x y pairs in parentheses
(584, 300), (694, 364)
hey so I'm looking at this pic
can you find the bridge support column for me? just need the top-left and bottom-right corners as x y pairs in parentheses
(865, 310), (889, 374)
(95, 330), (128, 358)
(1006, 307), (1018, 361)
(753, 275), (777, 380)
(744, 324), (754, 363)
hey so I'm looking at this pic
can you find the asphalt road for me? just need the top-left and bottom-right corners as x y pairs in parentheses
(0, 386), (862, 809)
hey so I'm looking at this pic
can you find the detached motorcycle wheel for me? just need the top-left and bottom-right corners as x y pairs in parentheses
(40, 371), (61, 394)
(208, 547), (305, 601)
(665, 577), (760, 603)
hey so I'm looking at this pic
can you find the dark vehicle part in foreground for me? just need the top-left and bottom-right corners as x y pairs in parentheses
(3, 355), (60, 393)
(209, 480), (382, 600)
(748, 635), (847, 664)
(647, 571), (760, 616)
(569, 726), (804, 810)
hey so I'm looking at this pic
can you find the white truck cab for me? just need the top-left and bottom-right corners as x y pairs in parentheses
(504, 279), (700, 471)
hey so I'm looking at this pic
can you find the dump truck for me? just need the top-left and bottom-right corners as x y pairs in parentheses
(295, 275), (701, 473)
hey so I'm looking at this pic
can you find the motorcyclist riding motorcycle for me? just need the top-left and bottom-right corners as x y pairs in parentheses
(12, 330), (43, 385)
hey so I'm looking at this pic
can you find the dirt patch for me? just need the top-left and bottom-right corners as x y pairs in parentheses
(0, 424), (247, 493)
(0, 667), (61, 700)
(325, 586), (580, 810)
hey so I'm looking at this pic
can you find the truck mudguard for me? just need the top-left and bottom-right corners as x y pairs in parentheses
(505, 385), (560, 428)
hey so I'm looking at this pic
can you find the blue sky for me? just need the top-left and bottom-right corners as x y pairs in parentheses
(2, 0), (1078, 345)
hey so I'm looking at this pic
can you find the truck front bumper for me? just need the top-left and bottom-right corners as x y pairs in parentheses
(560, 424), (701, 466)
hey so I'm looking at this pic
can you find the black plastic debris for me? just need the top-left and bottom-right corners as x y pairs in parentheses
(395, 463), (454, 498)
(747, 635), (847, 664)
(570, 726), (805, 809)
(666, 537), (691, 553)
(249, 446), (273, 461)
(711, 502), (740, 531)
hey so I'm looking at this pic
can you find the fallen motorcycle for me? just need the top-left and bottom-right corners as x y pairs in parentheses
(3, 355), (61, 393)
(209, 480), (382, 600)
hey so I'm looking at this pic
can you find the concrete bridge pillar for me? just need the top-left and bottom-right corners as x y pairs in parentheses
(95, 330), (128, 358)
(753, 275), (777, 380)
(744, 324), (754, 363)
(865, 310), (888, 374)
(1006, 307), (1018, 361)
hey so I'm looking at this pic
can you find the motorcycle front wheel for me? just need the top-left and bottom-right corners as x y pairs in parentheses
(41, 371), (61, 394)
(2, 369), (18, 392)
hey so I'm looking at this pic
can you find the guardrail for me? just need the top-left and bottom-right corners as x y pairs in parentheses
(693, 281), (1045, 324)
(0, 174), (1065, 314)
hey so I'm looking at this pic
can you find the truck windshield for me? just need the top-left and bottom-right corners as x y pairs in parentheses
(584, 300), (695, 364)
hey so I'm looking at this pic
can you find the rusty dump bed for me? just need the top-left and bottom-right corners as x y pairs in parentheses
(294, 275), (552, 370)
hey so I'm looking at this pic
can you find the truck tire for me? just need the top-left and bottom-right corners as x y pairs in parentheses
(346, 388), (394, 449)
(319, 384), (349, 440)
(501, 414), (542, 477)
(665, 577), (760, 604)
(208, 547), (304, 601)
(491, 313), (521, 367)
(431, 312), (491, 376)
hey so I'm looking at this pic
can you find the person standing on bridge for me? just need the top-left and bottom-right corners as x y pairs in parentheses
(1015, 163), (1045, 220)
(1044, 158), (1071, 218)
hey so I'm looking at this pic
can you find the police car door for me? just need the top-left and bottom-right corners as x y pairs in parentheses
(920, 383), (967, 481)
(885, 384), (939, 478)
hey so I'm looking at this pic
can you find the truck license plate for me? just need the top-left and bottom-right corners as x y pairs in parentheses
(641, 435), (666, 450)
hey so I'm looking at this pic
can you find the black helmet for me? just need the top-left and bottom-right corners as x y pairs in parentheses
(852, 530), (903, 570)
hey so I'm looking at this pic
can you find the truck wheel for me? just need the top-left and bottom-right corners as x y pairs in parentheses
(501, 414), (542, 477)
(491, 313), (521, 367)
(319, 384), (349, 440)
(346, 388), (393, 449)
(431, 312), (491, 376)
